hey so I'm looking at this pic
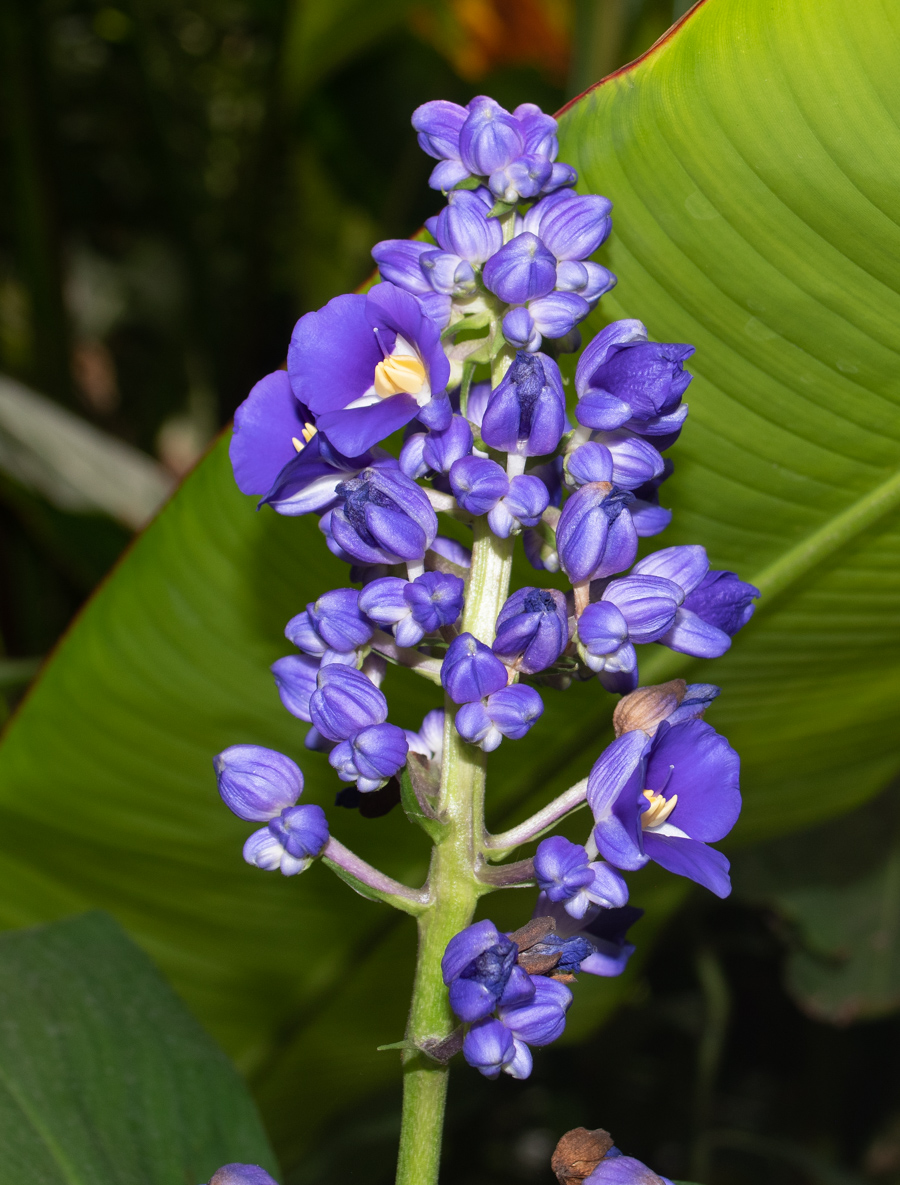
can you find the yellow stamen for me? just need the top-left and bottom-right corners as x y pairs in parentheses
(373, 354), (427, 398)
(292, 423), (318, 452)
(641, 788), (678, 829)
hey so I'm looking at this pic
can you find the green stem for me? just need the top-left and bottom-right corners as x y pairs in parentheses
(395, 519), (514, 1185)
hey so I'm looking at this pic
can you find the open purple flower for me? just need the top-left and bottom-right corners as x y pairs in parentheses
(229, 369), (316, 497)
(587, 719), (741, 898)
(288, 284), (451, 456)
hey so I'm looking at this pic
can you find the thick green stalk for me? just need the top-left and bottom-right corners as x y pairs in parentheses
(395, 518), (514, 1185)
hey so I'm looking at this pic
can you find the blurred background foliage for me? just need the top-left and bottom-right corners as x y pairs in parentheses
(1, 2), (900, 1185)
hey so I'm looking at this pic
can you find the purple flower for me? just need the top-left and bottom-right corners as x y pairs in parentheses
(271, 653), (320, 721)
(243, 803), (329, 877)
(585, 1153), (672, 1184)
(556, 260), (616, 302)
(483, 233), (557, 304)
(412, 98), (467, 161)
(481, 352), (566, 457)
(556, 483), (638, 583)
(587, 719), (741, 898)
(489, 154), (553, 203)
(455, 684), (544, 751)
(213, 744), (303, 821)
(501, 306), (542, 353)
(534, 836), (629, 919)
(492, 587), (569, 674)
(524, 189), (613, 261)
(449, 456), (509, 516)
(329, 722), (409, 792)
(629, 461), (674, 537)
(420, 249), (477, 296)
(525, 291), (591, 345)
(259, 434), (397, 518)
(360, 571), (465, 647)
(582, 431), (665, 491)
(441, 633), (509, 704)
(209, 1165), (280, 1185)
(370, 239), (453, 327)
(422, 415), (473, 473)
(285, 588), (373, 660)
(288, 284), (451, 456)
(330, 467), (438, 565)
(442, 919), (534, 1023)
(459, 96), (524, 175)
(435, 189), (502, 263)
(229, 369), (315, 497)
(488, 473), (550, 538)
(535, 895), (642, 978)
(463, 976), (573, 1080)
(405, 708), (445, 763)
(309, 664), (388, 742)
(682, 569), (760, 634)
(575, 320), (694, 436)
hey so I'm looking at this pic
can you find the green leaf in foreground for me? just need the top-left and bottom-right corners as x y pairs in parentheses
(0, 911), (276, 1185)
(0, 0), (899, 1168)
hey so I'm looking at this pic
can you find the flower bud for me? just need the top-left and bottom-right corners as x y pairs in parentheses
(403, 571), (465, 634)
(243, 803), (329, 877)
(213, 745), (303, 822)
(435, 189), (502, 263)
(488, 153), (553, 202)
(309, 663), (388, 742)
(576, 601), (629, 668)
(411, 99), (466, 160)
(371, 239), (434, 296)
(502, 306), (541, 352)
(575, 320), (695, 431)
(419, 249), (476, 295)
(526, 291), (590, 342)
(428, 157), (471, 190)
(209, 1164), (281, 1185)
(493, 587), (568, 674)
(449, 456), (509, 515)
(589, 430), (665, 490)
(441, 632), (509, 703)
(442, 919), (532, 1022)
(455, 683), (544, 751)
(524, 191), (612, 260)
(481, 351), (566, 457)
(331, 467), (437, 565)
(610, 678), (700, 737)
(487, 473), (550, 538)
(556, 483), (637, 583)
(459, 96), (524, 174)
(463, 1017), (516, 1078)
(556, 260), (616, 302)
(631, 544), (709, 595)
(329, 722), (409, 792)
(683, 569), (760, 635)
(514, 103), (558, 158)
(285, 588), (373, 658)
(399, 431), (429, 479)
(482, 232), (557, 304)
(422, 415), (473, 473)
(602, 574), (683, 643)
(565, 442), (614, 488)
(270, 653), (320, 721)
(544, 162), (577, 192)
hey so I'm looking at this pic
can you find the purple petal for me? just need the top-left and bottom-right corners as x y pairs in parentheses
(641, 832), (732, 898)
(659, 607), (731, 658)
(646, 719), (740, 841)
(230, 370), (312, 496)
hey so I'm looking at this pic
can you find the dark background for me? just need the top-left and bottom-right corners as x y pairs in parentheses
(1, 2), (898, 1183)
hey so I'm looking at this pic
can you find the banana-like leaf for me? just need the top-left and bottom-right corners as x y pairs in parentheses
(0, 912), (276, 1184)
(0, 0), (899, 1168)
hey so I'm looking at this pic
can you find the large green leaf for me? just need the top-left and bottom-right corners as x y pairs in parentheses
(1, 0), (899, 1168)
(0, 911), (275, 1184)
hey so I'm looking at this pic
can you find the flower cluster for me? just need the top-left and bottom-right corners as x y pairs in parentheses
(215, 92), (758, 1099)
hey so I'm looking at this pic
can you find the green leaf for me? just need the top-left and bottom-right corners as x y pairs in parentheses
(733, 788), (900, 1024)
(0, 911), (276, 1184)
(1, 0), (899, 1169)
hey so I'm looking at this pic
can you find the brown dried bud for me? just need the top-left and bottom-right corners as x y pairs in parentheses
(508, 915), (556, 951)
(612, 679), (687, 738)
(551, 1127), (615, 1184)
(517, 950), (561, 976)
